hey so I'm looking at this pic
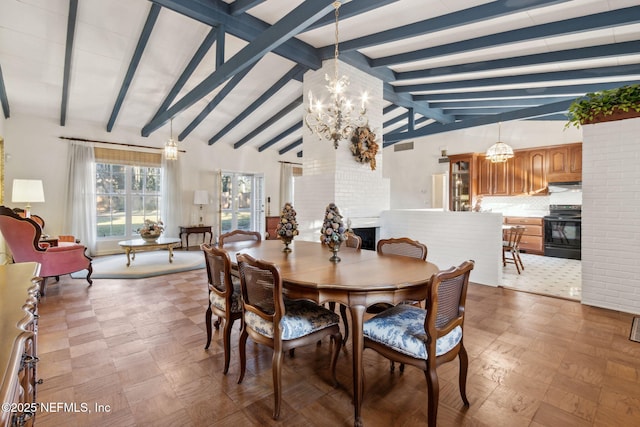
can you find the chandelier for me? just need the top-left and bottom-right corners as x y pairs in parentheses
(305, 1), (368, 149)
(164, 118), (178, 160)
(485, 122), (514, 163)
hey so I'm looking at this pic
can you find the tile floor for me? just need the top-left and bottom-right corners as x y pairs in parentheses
(501, 253), (581, 301)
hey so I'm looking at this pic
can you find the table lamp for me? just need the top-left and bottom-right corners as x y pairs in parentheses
(193, 190), (209, 226)
(12, 179), (45, 218)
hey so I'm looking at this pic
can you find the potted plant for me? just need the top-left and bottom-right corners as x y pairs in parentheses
(566, 83), (640, 128)
(138, 219), (164, 242)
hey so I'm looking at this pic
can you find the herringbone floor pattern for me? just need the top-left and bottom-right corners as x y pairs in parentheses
(34, 266), (640, 426)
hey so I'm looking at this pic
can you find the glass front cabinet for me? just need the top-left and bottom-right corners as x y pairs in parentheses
(448, 154), (477, 211)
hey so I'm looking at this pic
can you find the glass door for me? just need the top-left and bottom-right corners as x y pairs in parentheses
(220, 172), (264, 234)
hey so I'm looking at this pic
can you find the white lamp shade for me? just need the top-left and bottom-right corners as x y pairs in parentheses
(12, 179), (45, 203)
(193, 190), (209, 205)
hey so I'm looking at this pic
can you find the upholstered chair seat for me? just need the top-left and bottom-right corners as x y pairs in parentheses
(364, 304), (462, 359)
(244, 297), (340, 340)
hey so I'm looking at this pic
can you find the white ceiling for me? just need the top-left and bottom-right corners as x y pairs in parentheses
(1, 0), (639, 156)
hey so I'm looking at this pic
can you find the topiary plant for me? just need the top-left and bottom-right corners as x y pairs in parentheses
(566, 83), (640, 128)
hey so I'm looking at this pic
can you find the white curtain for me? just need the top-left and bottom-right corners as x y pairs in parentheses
(161, 154), (183, 238)
(279, 162), (294, 208)
(65, 141), (97, 255)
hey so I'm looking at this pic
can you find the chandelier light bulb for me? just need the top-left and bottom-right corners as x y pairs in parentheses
(305, 0), (368, 149)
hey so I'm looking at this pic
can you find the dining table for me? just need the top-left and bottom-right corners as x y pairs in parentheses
(222, 239), (439, 426)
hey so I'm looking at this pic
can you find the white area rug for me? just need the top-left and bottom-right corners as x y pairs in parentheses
(71, 250), (205, 279)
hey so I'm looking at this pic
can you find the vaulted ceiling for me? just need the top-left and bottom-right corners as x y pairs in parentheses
(1, 0), (639, 157)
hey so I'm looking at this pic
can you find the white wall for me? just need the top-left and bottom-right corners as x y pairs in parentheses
(582, 117), (640, 314)
(381, 210), (503, 286)
(2, 112), (291, 254)
(383, 120), (582, 209)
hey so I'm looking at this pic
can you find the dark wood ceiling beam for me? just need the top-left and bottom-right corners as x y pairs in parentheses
(322, 0), (567, 57)
(383, 104), (400, 115)
(394, 63), (640, 93)
(209, 64), (306, 145)
(107, 3), (161, 132)
(234, 96), (303, 149)
(305, 0), (398, 32)
(229, 0), (264, 16)
(383, 99), (575, 145)
(396, 41), (640, 81)
(372, 6), (640, 68)
(278, 138), (302, 155)
(383, 112), (408, 128)
(150, 0), (321, 69)
(431, 97), (576, 109)
(414, 81), (640, 101)
(0, 65), (9, 119)
(258, 122), (302, 152)
(141, 0), (333, 137)
(148, 27), (218, 126)
(60, 0), (78, 126)
(178, 60), (259, 141)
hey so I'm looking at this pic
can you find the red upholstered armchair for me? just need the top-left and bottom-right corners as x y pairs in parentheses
(0, 206), (93, 294)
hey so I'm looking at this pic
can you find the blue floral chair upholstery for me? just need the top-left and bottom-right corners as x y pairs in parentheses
(363, 260), (475, 427)
(201, 244), (242, 375)
(236, 253), (343, 420)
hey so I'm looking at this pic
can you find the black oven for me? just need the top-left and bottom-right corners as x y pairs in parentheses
(543, 205), (581, 260)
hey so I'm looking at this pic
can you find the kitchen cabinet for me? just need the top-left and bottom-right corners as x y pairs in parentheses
(547, 143), (582, 182)
(478, 148), (546, 196)
(448, 154), (476, 211)
(527, 149), (547, 195)
(477, 156), (509, 196)
(504, 216), (544, 255)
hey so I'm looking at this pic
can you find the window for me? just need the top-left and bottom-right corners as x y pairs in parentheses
(95, 148), (162, 238)
(220, 172), (264, 234)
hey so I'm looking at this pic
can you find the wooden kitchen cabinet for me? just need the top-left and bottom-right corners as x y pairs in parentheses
(547, 143), (582, 182)
(504, 216), (544, 255)
(527, 149), (547, 195)
(449, 153), (477, 211)
(477, 155), (509, 196)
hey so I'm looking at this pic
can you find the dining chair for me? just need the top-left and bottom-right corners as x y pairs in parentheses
(503, 225), (525, 274)
(236, 253), (342, 420)
(201, 244), (242, 374)
(368, 237), (428, 314)
(377, 237), (428, 260)
(363, 260), (475, 427)
(218, 229), (262, 246)
(345, 231), (362, 250)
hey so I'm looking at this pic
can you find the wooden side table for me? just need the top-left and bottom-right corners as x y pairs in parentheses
(179, 225), (213, 250)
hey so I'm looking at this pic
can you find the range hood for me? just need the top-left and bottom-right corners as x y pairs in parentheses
(548, 181), (582, 192)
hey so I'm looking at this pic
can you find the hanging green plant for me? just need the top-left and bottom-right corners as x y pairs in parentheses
(566, 84), (640, 128)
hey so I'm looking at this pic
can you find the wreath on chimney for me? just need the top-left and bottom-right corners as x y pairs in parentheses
(350, 125), (379, 170)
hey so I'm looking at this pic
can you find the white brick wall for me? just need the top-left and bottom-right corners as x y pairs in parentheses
(582, 116), (640, 314)
(381, 210), (502, 286)
(296, 60), (388, 241)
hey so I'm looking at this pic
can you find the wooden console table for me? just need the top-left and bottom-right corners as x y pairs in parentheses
(179, 225), (213, 250)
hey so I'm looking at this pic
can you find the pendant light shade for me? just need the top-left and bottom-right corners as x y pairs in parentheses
(485, 122), (514, 163)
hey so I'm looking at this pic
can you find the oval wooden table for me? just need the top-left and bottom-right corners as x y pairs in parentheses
(222, 239), (439, 426)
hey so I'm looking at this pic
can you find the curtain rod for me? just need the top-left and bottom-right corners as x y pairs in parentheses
(278, 160), (302, 165)
(59, 136), (186, 153)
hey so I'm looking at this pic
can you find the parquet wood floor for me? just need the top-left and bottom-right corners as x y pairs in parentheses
(34, 268), (640, 426)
